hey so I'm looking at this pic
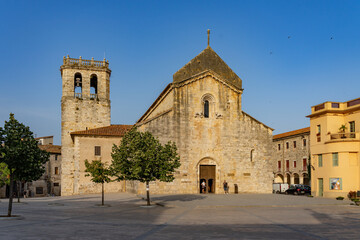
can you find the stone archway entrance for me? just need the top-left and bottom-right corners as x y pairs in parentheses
(199, 165), (216, 193)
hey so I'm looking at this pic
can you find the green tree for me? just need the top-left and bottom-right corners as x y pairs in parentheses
(0, 162), (10, 187)
(111, 127), (180, 206)
(84, 160), (112, 206)
(0, 113), (49, 217)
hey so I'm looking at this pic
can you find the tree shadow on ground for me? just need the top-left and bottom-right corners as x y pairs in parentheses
(148, 194), (206, 203)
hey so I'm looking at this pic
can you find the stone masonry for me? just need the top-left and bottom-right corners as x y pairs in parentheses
(135, 46), (274, 194)
(60, 56), (111, 196)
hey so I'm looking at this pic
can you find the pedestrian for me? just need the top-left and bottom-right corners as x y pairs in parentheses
(223, 180), (229, 194)
(201, 180), (206, 193)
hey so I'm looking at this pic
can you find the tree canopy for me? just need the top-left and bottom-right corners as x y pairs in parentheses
(0, 113), (49, 216)
(85, 159), (112, 206)
(111, 127), (180, 205)
(0, 162), (10, 187)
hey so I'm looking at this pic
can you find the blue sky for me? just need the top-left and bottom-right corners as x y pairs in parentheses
(1, 0), (360, 145)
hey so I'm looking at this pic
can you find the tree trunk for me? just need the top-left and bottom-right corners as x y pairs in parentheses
(101, 182), (104, 206)
(146, 181), (150, 206)
(17, 181), (21, 203)
(7, 173), (14, 217)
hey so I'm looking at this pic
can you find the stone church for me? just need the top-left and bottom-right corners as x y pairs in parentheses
(60, 40), (274, 196)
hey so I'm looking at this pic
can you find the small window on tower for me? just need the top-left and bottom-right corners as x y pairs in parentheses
(95, 146), (101, 156)
(74, 73), (82, 98)
(90, 74), (98, 99)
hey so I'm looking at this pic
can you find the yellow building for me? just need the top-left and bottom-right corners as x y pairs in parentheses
(307, 97), (360, 198)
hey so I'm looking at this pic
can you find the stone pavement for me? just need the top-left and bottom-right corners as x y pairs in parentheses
(1, 193), (360, 239)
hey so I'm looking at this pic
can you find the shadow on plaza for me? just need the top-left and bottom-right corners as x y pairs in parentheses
(145, 194), (206, 203)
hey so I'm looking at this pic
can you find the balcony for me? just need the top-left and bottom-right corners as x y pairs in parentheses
(325, 132), (360, 143)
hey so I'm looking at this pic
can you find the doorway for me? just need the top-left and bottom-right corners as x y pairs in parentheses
(199, 165), (216, 193)
(318, 178), (323, 197)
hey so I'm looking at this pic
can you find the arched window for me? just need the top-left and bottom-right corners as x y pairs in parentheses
(74, 73), (82, 98)
(90, 74), (98, 99)
(250, 149), (255, 162)
(204, 100), (209, 118)
(201, 94), (215, 118)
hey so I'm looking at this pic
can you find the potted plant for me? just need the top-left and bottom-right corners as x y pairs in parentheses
(339, 124), (347, 138)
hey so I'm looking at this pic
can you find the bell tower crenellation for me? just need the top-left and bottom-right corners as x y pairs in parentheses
(60, 55), (111, 196)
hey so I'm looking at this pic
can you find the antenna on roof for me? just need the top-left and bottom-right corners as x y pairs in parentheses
(207, 29), (210, 46)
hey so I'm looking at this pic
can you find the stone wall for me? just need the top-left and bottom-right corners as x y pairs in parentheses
(61, 63), (111, 196)
(73, 135), (125, 194)
(137, 74), (273, 194)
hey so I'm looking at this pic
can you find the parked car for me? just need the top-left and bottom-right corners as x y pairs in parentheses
(303, 185), (311, 195)
(272, 183), (289, 194)
(285, 184), (311, 195)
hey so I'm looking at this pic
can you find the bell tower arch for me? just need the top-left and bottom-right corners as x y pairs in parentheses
(60, 56), (111, 196)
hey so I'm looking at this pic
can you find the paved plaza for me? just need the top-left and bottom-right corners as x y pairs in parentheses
(1, 193), (360, 239)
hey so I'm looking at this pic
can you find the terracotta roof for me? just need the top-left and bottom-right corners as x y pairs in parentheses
(38, 144), (61, 154)
(273, 127), (310, 140)
(70, 125), (133, 137)
(35, 136), (53, 140)
(173, 46), (242, 90)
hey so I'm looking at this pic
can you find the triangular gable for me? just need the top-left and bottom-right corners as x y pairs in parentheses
(173, 46), (243, 90)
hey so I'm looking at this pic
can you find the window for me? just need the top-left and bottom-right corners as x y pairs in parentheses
(278, 144), (281, 151)
(286, 142), (289, 149)
(293, 141), (296, 148)
(278, 161), (281, 171)
(36, 187), (43, 195)
(286, 160), (289, 171)
(95, 146), (101, 156)
(74, 73), (82, 98)
(350, 121), (355, 138)
(303, 158), (307, 171)
(293, 161), (297, 168)
(204, 100), (209, 118)
(332, 153), (338, 166)
(90, 74), (98, 99)
(250, 149), (254, 162)
(318, 154), (323, 167)
(55, 167), (59, 175)
(317, 125), (321, 142)
(54, 183), (60, 187)
(303, 139), (306, 147)
(55, 154), (58, 161)
(201, 94), (214, 119)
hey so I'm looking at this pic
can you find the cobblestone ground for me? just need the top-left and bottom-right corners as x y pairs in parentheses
(1, 193), (360, 240)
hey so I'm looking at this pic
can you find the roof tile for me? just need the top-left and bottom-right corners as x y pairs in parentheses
(70, 125), (133, 137)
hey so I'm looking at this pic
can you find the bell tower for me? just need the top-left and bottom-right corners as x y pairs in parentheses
(60, 56), (111, 196)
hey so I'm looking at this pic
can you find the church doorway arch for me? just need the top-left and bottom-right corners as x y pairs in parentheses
(197, 158), (218, 194)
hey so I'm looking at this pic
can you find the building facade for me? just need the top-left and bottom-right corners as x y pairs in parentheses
(273, 127), (310, 186)
(69, 125), (131, 195)
(307, 98), (360, 198)
(0, 136), (61, 198)
(135, 46), (274, 194)
(60, 44), (275, 195)
(60, 56), (111, 196)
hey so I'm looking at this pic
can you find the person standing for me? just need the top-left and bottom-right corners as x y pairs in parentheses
(223, 180), (229, 194)
(201, 180), (206, 193)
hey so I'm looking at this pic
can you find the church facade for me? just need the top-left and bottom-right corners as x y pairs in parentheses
(60, 43), (274, 196)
